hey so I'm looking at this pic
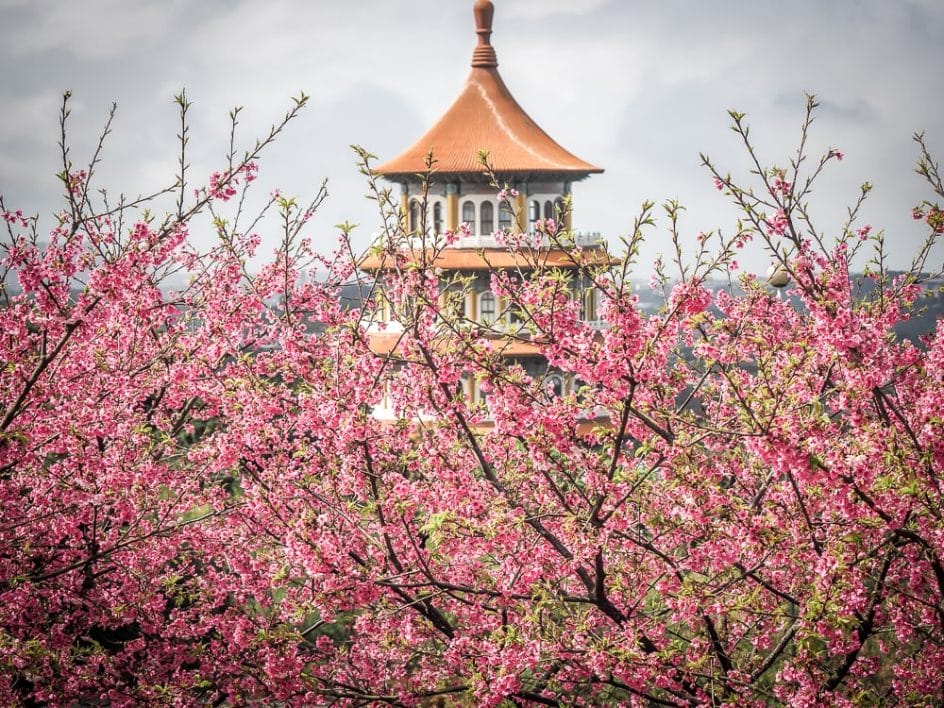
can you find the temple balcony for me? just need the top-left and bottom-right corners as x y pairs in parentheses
(366, 316), (607, 337)
(584, 319), (608, 331)
(366, 319), (404, 334)
(447, 230), (606, 250)
(387, 230), (607, 251)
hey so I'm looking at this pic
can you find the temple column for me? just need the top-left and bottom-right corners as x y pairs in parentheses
(563, 181), (573, 232)
(446, 182), (459, 232)
(399, 184), (409, 230)
(515, 182), (527, 232)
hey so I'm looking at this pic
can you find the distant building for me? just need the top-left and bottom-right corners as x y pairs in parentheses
(362, 0), (612, 419)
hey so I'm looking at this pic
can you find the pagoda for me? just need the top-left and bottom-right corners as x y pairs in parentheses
(362, 0), (612, 417)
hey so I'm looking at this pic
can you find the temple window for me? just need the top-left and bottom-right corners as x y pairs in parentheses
(506, 297), (524, 329)
(543, 200), (554, 220)
(374, 287), (389, 322)
(409, 199), (422, 233)
(545, 374), (564, 398)
(528, 199), (540, 229)
(480, 201), (494, 235)
(462, 200), (476, 233)
(478, 290), (497, 326)
(498, 201), (513, 232)
(433, 201), (443, 235)
(474, 379), (489, 408)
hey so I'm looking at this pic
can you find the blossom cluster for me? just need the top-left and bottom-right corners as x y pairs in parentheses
(203, 161), (259, 202)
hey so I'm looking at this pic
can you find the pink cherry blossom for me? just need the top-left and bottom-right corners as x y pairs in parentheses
(0, 92), (942, 706)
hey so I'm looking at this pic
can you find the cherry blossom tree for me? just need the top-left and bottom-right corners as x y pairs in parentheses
(1, 93), (943, 705)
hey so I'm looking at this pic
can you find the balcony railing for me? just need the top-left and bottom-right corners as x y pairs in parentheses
(366, 320), (404, 333)
(366, 317), (607, 335)
(574, 231), (604, 248)
(370, 401), (437, 422)
(451, 231), (606, 249)
(584, 319), (608, 331)
(385, 230), (607, 251)
(453, 234), (502, 248)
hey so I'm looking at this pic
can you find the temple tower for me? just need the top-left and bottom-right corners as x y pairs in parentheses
(362, 0), (610, 417)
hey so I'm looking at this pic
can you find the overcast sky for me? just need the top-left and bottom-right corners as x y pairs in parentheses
(1, 0), (943, 276)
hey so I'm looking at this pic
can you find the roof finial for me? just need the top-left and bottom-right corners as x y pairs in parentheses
(471, 0), (498, 68)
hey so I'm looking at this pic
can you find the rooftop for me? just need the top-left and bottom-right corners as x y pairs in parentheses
(374, 0), (603, 182)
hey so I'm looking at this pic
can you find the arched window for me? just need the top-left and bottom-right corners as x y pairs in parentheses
(409, 199), (422, 233)
(462, 200), (476, 234)
(478, 290), (496, 326)
(528, 200), (540, 229)
(573, 378), (589, 404)
(444, 287), (466, 319)
(433, 202), (443, 235)
(545, 374), (564, 399)
(506, 301), (524, 330)
(375, 287), (389, 323)
(480, 201), (494, 235)
(498, 202), (513, 232)
(474, 379), (489, 408)
(543, 200), (554, 220)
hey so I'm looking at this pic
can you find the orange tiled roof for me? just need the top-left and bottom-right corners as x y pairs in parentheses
(374, 1), (602, 180)
(360, 247), (618, 272)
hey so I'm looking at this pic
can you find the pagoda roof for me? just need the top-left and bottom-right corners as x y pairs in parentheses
(374, 1), (602, 181)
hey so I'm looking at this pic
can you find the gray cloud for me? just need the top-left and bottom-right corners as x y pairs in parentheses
(5, 0), (192, 59)
(1, 0), (942, 276)
(775, 95), (877, 125)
